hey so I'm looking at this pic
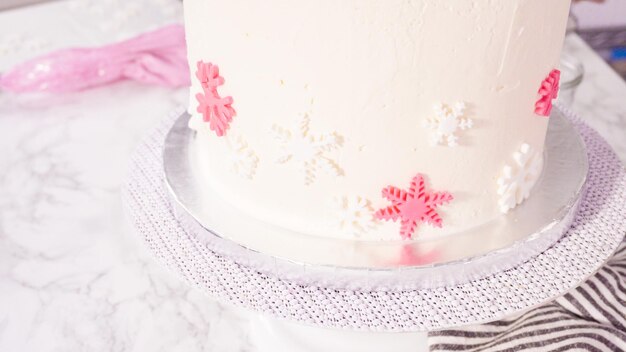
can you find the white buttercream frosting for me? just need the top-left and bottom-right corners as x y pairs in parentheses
(184, 0), (571, 240)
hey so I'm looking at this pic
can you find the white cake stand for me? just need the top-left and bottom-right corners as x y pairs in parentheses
(123, 105), (625, 351)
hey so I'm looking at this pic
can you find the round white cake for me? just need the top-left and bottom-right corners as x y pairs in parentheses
(184, 0), (571, 241)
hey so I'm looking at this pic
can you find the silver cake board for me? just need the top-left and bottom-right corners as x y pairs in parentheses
(163, 108), (587, 291)
(123, 105), (625, 331)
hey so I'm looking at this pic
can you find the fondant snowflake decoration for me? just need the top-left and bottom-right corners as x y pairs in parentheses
(272, 115), (343, 185)
(195, 61), (236, 137)
(334, 196), (377, 237)
(497, 143), (543, 214)
(535, 69), (561, 117)
(425, 102), (473, 147)
(228, 136), (259, 179)
(375, 174), (454, 240)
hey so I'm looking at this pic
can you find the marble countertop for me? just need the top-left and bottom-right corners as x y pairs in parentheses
(0, 1), (625, 351)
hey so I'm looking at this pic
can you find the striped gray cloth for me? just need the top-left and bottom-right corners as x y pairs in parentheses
(429, 240), (626, 352)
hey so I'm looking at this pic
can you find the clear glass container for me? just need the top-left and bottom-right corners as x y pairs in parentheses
(558, 55), (585, 107)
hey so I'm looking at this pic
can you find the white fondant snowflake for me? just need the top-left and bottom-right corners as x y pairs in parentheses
(190, 114), (259, 179)
(497, 143), (543, 214)
(334, 196), (377, 237)
(272, 115), (343, 185)
(425, 102), (473, 147)
(228, 136), (259, 180)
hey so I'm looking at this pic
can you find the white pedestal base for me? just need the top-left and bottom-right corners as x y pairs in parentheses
(248, 313), (428, 352)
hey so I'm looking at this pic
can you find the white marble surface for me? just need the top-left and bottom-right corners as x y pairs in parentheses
(0, 1), (624, 351)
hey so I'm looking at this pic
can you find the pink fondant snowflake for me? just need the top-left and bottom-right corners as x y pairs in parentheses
(534, 69), (561, 117)
(195, 61), (236, 137)
(375, 174), (453, 240)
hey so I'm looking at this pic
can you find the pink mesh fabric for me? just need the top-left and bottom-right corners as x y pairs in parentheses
(123, 106), (625, 332)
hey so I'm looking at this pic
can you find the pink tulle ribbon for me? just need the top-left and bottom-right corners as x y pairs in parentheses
(0, 24), (190, 93)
